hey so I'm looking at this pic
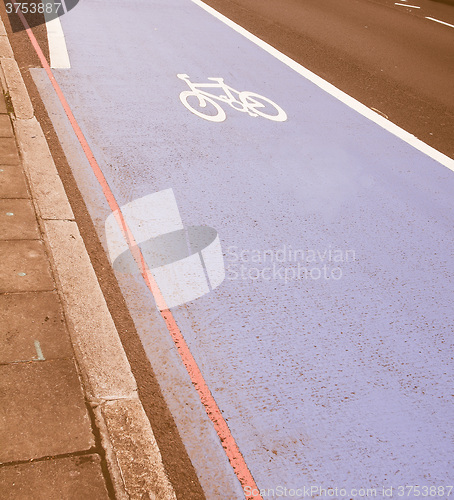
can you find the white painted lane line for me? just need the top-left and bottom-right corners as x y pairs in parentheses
(395, 3), (421, 8)
(44, 2), (71, 69)
(426, 16), (454, 29)
(192, 0), (454, 172)
(45, 17), (71, 68)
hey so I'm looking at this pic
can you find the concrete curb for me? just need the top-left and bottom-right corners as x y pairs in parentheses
(43, 219), (138, 400)
(0, 18), (177, 500)
(0, 58), (33, 119)
(14, 117), (74, 220)
(95, 400), (178, 500)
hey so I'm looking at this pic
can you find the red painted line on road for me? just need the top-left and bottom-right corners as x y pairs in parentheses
(14, 6), (261, 499)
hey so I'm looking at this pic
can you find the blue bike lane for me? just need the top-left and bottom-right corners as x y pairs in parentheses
(31, 0), (454, 497)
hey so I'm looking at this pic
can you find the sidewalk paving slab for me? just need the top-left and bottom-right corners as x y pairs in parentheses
(0, 136), (19, 164)
(0, 455), (110, 500)
(0, 240), (54, 293)
(0, 291), (74, 364)
(0, 165), (29, 198)
(0, 359), (95, 463)
(0, 198), (40, 240)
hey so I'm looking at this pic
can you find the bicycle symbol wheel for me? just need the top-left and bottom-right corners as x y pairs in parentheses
(179, 91), (227, 122)
(239, 92), (287, 122)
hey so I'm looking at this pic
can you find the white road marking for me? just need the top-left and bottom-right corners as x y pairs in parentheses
(395, 3), (420, 7)
(177, 73), (287, 122)
(44, 3), (71, 69)
(426, 16), (454, 29)
(192, 0), (454, 172)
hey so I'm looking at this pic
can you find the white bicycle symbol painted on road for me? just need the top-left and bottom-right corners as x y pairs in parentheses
(177, 74), (287, 123)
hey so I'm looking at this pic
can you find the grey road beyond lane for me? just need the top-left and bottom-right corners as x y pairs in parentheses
(28, 0), (454, 498)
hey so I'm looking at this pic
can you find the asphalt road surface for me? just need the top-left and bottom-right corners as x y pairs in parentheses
(2, 0), (453, 498)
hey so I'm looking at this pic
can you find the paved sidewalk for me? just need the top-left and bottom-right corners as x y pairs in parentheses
(0, 12), (177, 499)
(0, 9), (180, 496)
(0, 81), (112, 498)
